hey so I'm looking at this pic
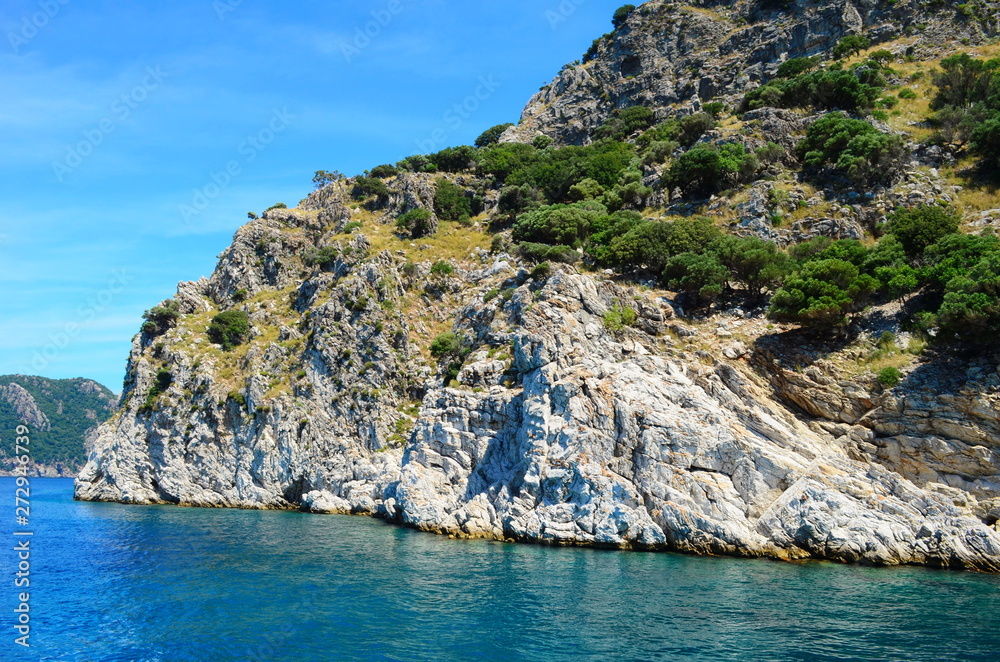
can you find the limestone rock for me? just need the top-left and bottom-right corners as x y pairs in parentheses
(2, 383), (50, 432)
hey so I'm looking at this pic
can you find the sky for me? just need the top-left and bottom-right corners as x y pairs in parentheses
(0, 0), (625, 391)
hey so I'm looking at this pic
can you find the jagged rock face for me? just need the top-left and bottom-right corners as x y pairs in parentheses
(76, 236), (1000, 570)
(504, 0), (998, 146)
(2, 383), (50, 432)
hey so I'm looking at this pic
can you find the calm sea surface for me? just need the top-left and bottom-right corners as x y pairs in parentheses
(2, 478), (999, 661)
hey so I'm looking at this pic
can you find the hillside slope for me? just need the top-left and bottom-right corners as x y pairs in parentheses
(0, 375), (116, 476)
(76, 0), (1000, 570)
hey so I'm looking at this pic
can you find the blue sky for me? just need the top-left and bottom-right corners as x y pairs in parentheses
(0, 0), (624, 391)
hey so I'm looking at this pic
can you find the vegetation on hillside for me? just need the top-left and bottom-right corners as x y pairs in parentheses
(0, 376), (116, 468)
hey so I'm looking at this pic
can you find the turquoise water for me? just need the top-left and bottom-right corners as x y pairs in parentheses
(2, 479), (999, 661)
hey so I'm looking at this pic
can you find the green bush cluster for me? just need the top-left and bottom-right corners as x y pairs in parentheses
(798, 112), (907, 185)
(475, 124), (515, 148)
(594, 106), (656, 141)
(741, 62), (887, 113)
(665, 143), (760, 196)
(208, 310), (250, 351)
(304, 246), (339, 269)
(395, 208), (434, 238)
(833, 34), (871, 60)
(612, 4), (636, 28)
(142, 300), (180, 337)
(353, 176), (391, 204)
(430, 332), (461, 357)
(929, 54), (1000, 166)
(433, 179), (472, 222)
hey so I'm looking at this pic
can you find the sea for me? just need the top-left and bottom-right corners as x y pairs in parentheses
(2, 478), (998, 661)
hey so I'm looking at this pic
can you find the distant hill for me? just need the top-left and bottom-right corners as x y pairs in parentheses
(0, 375), (117, 476)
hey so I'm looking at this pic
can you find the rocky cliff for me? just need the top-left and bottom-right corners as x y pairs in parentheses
(505, 0), (999, 146)
(75, 0), (1000, 571)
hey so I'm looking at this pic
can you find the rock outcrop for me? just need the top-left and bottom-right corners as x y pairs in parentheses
(504, 0), (999, 147)
(74, 0), (1000, 571)
(74, 197), (1000, 569)
(2, 382), (50, 432)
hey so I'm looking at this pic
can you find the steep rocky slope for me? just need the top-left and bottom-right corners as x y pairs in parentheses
(76, 0), (1000, 571)
(505, 0), (999, 146)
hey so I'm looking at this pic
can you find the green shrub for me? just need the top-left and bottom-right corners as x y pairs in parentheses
(147, 369), (173, 403)
(142, 300), (180, 337)
(662, 252), (728, 307)
(497, 184), (545, 221)
(878, 367), (902, 387)
(396, 154), (433, 173)
(594, 106), (656, 141)
(312, 171), (342, 189)
(603, 216), (721, 273)
(603, 304), (637, 334)
(512, 201), (607, 247)
(353, 176), (391, 204)
(933, 251), (1000, 341)
(483, 289), (501, 303)
(207, 310), (250, 351)
(898, 88), (917, 99)
(430, 332), (461, 357)
(666, 143), (758, 196)
(342, 221), (362, 234)
(776, 57), (819, 78)
(475, 123), (515, 148)
(233, 288), (248, 303)
(612, 4), (636, 28)
(921, 234), (1000, 291)
(430, 260), (454, 276)
(861, 236), (919, 300)
(530, 262), (552, 281)
(798, 112), (906, 185)
(886, 205), (962, 258)
(427, 145), (478, 173)
(584, 33), (612, 63)
(433, 179), (472, 222)
(532, 135), (554, 150)
(396, 208), (434, 238)
(833, 34), (871, 59)
(710, 235), (791, 301)
(304, 246), (339, 269)
(568, 178), (606, 201)
(768, 259), (877, 329)
(756, 142), (785, 164)
(702, 102), (726, 118)
(970, 114), (1000, 166)
(930, 54), (1000, 110)
(518, 242), (580, 264)
(742, 67), (885, 114)
(369, 164), (399, 178)
(638, 113), (715, 149)
(266, 202), (287, 211)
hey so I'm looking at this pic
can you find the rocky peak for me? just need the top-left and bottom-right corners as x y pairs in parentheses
(503, 0), (999, 146)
